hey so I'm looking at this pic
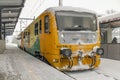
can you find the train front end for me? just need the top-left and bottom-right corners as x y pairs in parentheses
(53, 9), (104, 71)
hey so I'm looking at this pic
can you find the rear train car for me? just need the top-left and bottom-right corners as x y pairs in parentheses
(18, 7), (104, 71)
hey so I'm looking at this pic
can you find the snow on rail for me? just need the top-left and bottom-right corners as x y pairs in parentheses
(64, 70), (116, 80)
(64, 58), (120, 80)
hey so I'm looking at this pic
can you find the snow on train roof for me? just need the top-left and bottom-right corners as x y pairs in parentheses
(46, 7), (96, 14)
(99, 12), (120, 23)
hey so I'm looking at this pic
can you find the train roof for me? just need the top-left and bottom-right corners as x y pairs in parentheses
(46, 7), (96, 14)
(18, 7), (97, 35)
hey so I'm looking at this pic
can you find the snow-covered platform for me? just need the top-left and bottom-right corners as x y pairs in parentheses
(0, 43), (120, 80)
(0, 43), (74, 80)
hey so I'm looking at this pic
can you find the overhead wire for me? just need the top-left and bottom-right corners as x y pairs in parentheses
(30, 0), (46, 17)
(27, 0), (39, 17)
(14, 0), (45, 35)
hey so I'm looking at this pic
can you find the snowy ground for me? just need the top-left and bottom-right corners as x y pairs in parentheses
(0, 43), (120, 80)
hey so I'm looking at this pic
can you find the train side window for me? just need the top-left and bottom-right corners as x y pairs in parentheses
(39, 20), (42, 33)
(24, 32), (25, 38)
(44, 15), (50, 33)
(35, 22), (38, 35)
(28, 32), (30, 43)
(26, 32), (27, 36)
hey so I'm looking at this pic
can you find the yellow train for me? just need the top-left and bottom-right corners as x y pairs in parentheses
(18, 7), (104, 71)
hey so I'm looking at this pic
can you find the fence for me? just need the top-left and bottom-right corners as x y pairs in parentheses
(101, 44), (120, 60)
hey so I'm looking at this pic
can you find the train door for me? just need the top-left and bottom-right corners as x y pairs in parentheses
(39, 19), (42, 54)
(43, 14), (52, 56)
(28, 30), (30, 47)
(21, 32), (24, 49)
(45, 14), (50, 49)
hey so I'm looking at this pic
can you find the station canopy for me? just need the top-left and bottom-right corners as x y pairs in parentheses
(99, 12), (120, 27)
(0, 0), (25, 35)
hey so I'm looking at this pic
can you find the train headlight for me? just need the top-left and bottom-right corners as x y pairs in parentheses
(96, 48), (104, 55)
(60, 48), (72, 57)
(61, 34), (64, 38)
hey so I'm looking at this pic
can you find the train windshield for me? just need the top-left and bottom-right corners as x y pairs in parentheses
(56, 11), (97, 31)
(56, 11), (98, 44)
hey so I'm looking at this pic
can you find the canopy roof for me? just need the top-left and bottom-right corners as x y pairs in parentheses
(0, 0), (25, 35)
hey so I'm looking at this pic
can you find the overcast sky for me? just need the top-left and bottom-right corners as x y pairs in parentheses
(13, 0), (120, 35)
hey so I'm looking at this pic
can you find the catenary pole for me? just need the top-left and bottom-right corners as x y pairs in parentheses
(59, 0), (63, 6)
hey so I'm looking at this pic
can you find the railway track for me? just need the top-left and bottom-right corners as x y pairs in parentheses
(37, 56), (119, 80)
(63, 69), (119, 80)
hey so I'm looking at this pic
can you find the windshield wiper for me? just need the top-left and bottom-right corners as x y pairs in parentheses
(64, 27), (93, 31)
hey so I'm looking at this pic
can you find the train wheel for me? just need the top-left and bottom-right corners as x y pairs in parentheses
(40, 56), (50, 65)
(34, 51), (40, 58)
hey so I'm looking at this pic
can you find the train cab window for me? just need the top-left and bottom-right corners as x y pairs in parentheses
(44, 15), (50, 33)
(35, 22), (38, 35)
(39, 20), (42, 33)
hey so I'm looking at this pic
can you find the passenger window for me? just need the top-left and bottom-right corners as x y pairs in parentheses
(39, 20), (42, 33)
(44, 15), (50, 33)
(35, 22), (38, 35)
(28, 32), (30, 43)
(26, 32), (27, 36)
(24, 32), (25, 38)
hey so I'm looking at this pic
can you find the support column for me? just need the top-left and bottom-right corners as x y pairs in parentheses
(107, 25), (112, 43)
(0, 9), (2, 39)
(59, 0), (63, 6)
(3, 23), (5, 40)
